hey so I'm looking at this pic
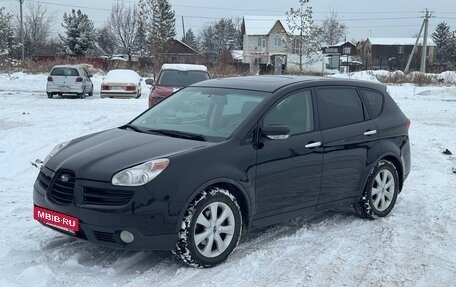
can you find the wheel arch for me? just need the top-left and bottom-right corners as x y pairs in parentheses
(175, 178), (252, 233)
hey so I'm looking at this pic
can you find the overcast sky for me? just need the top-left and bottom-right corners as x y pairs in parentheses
(3, 0), (456, 41)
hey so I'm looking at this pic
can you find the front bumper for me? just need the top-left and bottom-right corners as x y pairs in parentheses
(33, 167), (182, 250)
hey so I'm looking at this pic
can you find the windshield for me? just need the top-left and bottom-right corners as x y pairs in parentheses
(131, 87), (269, 142)
(158, 70), (210, 86)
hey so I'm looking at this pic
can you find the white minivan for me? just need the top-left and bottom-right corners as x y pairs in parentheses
(46, 65), (94, 99)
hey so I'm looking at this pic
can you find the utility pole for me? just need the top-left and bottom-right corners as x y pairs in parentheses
(181, 16), (185, 40)
(19, 0), (25, 61)
(420, 9), (430, 73)
(405, 9), (431, 73)
(299, 1), (303, 74)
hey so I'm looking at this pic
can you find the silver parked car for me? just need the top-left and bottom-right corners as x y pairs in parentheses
(46, 65), (94, 99)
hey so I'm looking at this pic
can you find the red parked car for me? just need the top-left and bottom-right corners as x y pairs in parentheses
(147, 64), (210, 107)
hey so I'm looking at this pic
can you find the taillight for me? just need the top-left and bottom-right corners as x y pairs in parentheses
(75, 77), (83, 82)
(47, 76), (53, 82)
(125, 85), (136, 91)
(406, 119), (411, 130)
(101, 85), (111, 90)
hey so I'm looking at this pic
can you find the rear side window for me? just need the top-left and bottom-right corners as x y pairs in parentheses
(360, 89), (384, 119)
(50, 68), (79, 76)
(316, 88), (364, 130)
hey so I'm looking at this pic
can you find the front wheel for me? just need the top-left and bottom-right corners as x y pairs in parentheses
(355, 160), (399, 219)
(173, 188), (242, 268)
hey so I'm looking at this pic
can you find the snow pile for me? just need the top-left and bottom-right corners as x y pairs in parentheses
(0, 73), (456, 286)
(329, 70), (381, 83)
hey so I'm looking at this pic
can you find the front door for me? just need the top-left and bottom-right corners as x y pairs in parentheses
(254, 89), (323, 219)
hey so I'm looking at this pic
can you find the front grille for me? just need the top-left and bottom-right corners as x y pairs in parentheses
(38, 171), (52, 190)
(48, 171), (75, 205)
(83, 187), (133, 206)
(93, 231), (117, 243)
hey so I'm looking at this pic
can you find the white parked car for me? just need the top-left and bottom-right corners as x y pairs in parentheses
(46, 65), (94, 99)
(100, 69), (142, 99)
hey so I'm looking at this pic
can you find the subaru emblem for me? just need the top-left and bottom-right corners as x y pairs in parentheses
(60, 174), (70, 182)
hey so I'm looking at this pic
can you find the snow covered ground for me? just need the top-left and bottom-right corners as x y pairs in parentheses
(0, 72), (455, 286)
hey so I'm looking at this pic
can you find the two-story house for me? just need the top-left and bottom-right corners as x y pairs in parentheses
(241, 16), (291, 74)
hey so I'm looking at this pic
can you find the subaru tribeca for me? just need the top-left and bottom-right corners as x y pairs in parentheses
(33, 76), (411, 268)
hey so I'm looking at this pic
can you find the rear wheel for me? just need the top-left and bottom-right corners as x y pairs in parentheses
(355, 160), (399, 219)
(47, 93), (53, 99)
(173, 188), (242, 268)
(78, 93), (85, 99)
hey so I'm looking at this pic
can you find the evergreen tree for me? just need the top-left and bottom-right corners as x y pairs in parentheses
(139, 0), (176, 64)
(59, 9), (96, 56)
(286, 0), (323, 73)
(199, 18), (242, 63)
(134, 14), (148, 57)
(0, 7), (18, 59)
(432, 22), (452, 62)
(182, 28), (197, 50)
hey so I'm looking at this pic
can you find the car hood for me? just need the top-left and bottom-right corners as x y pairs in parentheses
(46, 128), (213, 181)
(153, 85), (181, 97)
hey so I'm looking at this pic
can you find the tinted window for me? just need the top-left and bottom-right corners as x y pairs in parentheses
(317, 88), (364, 130)
(264, 90), (314, 135)
(158, 70), (210, 86)
(50, 68), (79, 76)
(360, 89), (384, 119)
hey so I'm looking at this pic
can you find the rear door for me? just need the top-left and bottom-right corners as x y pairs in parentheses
(254, 89), (323, 218)
(50, 67), (80, 90)
(316, 86), (381, 206)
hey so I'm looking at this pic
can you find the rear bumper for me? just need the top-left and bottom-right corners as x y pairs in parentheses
(101, 91), (138, 98)
(47, 83), (84, 94)
(33, 168), (181, 250)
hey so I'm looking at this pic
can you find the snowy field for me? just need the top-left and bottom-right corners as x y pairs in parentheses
(0, 72), (455, 286)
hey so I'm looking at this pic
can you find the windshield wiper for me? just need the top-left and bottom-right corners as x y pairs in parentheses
(121, 124), (148, 133)
(148, 129), (206, 141)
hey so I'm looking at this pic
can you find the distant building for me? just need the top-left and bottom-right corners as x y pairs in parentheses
(241, 16), (291, 74)
(322, 41), (362, 72)
(162, 39), (204, 64)
(357, 38), (436, 71)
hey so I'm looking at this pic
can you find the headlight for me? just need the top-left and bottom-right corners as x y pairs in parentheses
(43, 141), (70, 165)
(112, 158), (170, 186)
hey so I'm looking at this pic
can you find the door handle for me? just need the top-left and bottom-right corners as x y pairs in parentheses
(363, 130), (377, 136)
(305, 142), (322, 149)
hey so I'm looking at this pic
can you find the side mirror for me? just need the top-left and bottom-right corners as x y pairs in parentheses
(145, 78), (154, 85)
(262, 125), (290, 140)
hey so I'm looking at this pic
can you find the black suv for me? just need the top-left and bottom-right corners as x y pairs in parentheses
(33, 76), (411, 268)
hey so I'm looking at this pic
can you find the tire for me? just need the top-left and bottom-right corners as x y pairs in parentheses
(78, 93), (85, 99)
(355, 160), (399, 219)
(173, 188), (242, 268)
(47, 93), (53, 99)
(88, 89), (93, 97)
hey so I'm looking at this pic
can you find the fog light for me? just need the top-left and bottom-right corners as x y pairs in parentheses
(120, 230), (135, 244)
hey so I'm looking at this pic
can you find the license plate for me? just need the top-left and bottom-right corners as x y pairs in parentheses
(34, 206), (79, 232)
(111, 86), (124, 90)
(58, 86), (70, 91)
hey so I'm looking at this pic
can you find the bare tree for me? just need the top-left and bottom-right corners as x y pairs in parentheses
(15, 2), (53, 57)
(321, 9), (347, 45)
(286, 0), (323, 73)
(109, 2), (138, 62)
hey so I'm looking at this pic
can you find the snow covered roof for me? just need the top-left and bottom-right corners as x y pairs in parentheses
(104, 69), (140, 83)
(330, 41), (356, 47)
(161, 64), (208, 72)
(231, 50), (243, 61)
(243, 16), (293, 35)
(368, 38), (436, 46)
